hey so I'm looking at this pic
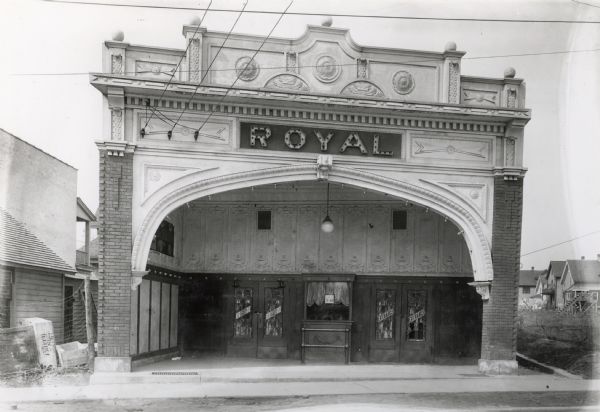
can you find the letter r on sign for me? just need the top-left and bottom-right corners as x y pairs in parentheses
(250, 126), (272, 147)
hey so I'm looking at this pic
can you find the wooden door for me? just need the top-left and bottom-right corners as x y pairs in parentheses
(257, 281), (287, 359)
(228, 282), (258, 357)
(399, 285), (433, 362)
(368, 284), (401, 362)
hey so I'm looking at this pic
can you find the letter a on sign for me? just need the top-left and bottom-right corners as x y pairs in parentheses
(314, 131), (334, 151)
(340, 132), (368, 154)
(250, 126), (272, 147)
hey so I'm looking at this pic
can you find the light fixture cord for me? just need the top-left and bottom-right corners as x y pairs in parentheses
(326, 182), (330, 215)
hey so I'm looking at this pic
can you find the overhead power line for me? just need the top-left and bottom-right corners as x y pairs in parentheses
(176, 0), (295, 134)
(9, 47), (600, 77)
(520, 230), (600, 257)
(142, 0), (213, 130)
(165, 0), (252, 135)
(40, 0), (600, 24)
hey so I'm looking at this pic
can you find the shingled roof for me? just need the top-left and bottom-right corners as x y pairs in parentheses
(519, 269), (545, 286)
(0, 207), (75, 273)
(565, 260), (600, 285)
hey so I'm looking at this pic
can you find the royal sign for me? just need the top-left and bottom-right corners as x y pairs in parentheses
(240, 123), (402, 158)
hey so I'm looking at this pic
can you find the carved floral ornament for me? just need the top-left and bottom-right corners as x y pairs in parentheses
(340, 81), (385, 98)
(313, 55), (341, 83)
(392, 70), (416, 95)
(264, 74), (310, 92)
(235, 56), (260, 81)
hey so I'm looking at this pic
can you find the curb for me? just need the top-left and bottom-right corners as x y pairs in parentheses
(516, 352), (583, 380)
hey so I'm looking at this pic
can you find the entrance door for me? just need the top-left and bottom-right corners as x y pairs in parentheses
(229, 282), (258, 357)
(368, 283), (401, 362)
(399, 286), (433, 362)
(367, 283), (433, 363)
(229, 281), (287, 358)
(257, 281), (287, 358)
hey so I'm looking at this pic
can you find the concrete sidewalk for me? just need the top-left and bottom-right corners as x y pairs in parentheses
(1, 364), (599, 403)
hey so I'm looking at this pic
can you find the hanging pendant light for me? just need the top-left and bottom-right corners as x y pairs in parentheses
(321, 182), (334, 233)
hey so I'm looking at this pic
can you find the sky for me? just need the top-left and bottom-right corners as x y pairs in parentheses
(1, 0), (599, 269)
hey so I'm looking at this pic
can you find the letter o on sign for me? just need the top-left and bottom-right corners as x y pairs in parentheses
(284, 128), (306, 150)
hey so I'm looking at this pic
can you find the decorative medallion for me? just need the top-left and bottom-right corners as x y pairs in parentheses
(235, 56), (260, 81)
(313, 55), (341, 83)
(392, 70), (415, 95)
(265, 74), (310, 92)
(341, 81), (385, 98)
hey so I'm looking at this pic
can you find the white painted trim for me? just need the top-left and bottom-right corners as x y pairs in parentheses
(131, 163), (493, 282)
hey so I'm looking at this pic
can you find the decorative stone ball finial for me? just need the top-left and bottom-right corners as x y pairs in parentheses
(190, 16), (202, 25)
(504, 67), (516, 78)
(321, 16), (333, 27)
(444, 41), (457, 52)
(112, 31), (125, 42)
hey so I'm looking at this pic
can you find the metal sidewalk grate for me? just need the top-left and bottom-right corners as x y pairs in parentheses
(151, 371), (199, 376)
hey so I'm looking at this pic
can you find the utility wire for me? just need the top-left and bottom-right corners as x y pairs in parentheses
(39, 0), (600, 24)
(520, 230), (600, 257)
(167, 0), (250, 135)
(142, 0), (213, 131)
(191, 0), (295, 136)
(11, 47), (600, 77)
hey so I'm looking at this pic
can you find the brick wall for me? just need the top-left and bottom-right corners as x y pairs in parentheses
(481, 176), (523, 360)
(97, 151), (133, 357)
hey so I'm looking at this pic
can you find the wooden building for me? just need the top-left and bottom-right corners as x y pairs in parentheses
(91, 21), (530, 374)
(0, 129), (96, 346)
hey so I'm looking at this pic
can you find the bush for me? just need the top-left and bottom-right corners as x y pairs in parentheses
(518, 309), (600, 349)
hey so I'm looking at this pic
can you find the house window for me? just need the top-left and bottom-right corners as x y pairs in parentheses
(392, 210), (407, 230)
(257, 210), (272, 230)
(150, 220), (174, 256)
(522, 286), (531, 294)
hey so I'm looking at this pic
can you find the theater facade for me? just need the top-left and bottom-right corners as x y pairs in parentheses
(91, 21), (529, 374)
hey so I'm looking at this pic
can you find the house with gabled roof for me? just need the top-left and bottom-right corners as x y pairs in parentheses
(534, 260), (567, 309)
(0, 128), (95, 345)
(519, 267), (545, 308)
(560, 257), (600, 313)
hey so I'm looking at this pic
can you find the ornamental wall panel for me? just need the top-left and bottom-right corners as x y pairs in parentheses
(342, 206), (367, 272)
(175, 202), (472, 276)
(366, 206), (390, 273)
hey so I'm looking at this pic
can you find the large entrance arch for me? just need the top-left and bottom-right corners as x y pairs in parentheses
(132, 162), (493, 283)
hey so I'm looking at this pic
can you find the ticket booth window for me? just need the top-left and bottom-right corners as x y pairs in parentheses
(305, 281), (350, 321)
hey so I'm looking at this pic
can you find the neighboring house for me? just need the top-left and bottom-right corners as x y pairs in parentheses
(0, 128), (95, 344)
(64, 200), (98, 343)
(519, 268), (545, 308)
(535, 260), (567, 309)
(559, 257), (600, 313)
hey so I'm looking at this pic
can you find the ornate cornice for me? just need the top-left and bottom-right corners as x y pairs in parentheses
(95, 140), (136, 156)
(90, 74), (530, 127)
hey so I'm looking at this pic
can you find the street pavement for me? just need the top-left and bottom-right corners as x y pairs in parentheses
(1, 363), (598, 410)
